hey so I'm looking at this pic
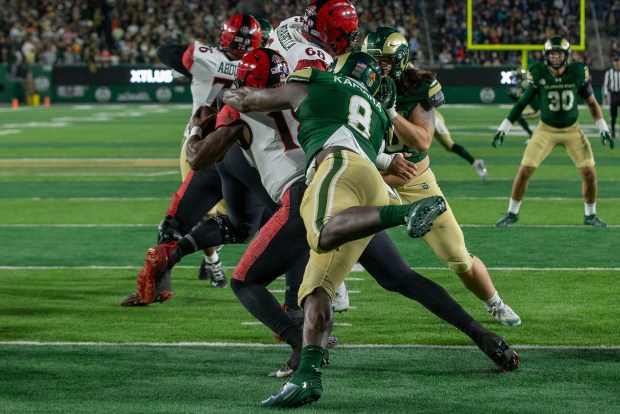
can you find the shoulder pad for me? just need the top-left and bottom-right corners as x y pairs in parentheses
(286, 67), (314, 83)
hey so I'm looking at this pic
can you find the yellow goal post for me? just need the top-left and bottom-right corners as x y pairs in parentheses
(466, 0), (585, 70)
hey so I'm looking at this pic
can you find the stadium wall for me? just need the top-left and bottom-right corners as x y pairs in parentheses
(1, 65), (606, 105)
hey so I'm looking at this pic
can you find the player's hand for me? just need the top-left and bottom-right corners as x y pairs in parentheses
(385, 153), (417, 181)
(190, 105), (218, 132)
(492, 131), (505, 148)
(600, 131), (615, 149)
(378, 76), (398, 120)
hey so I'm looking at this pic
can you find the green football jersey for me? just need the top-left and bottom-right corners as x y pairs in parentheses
(392, 78), (442, 163)
(508, 61), (590, 128)
(287, 68), (391, 170)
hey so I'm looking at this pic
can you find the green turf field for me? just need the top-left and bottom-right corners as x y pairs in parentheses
(1, 104), (619, 413)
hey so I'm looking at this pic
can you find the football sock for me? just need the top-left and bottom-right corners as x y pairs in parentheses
(177, 221), (226, 256)
(451, 143), (475, 164)
(508, 199), (521, 214)
(290, 345), (324, 383)
(378, 204), (411, 227)
(230, 279), (303, 352)
(584, 203), (596, 216)
(204, 250), (219, 264)
(484, 291), (501, 310)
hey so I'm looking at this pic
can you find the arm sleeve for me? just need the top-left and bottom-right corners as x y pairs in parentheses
(507, 85), (536, 123)
(157, 44), (192, 79)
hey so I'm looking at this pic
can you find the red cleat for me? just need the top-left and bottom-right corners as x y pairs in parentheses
(136, 243), (177, 304)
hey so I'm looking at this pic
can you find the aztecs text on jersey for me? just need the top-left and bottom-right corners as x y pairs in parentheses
(287, 68), (390, 169)
(528, 61), (590, 128)
(267, 17), (332, 71)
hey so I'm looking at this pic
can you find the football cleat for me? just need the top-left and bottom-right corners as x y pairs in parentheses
(584, 214), (607, 227)
(472, 159), (489, 183)
(261, 370), (323, 408)
(405, 196), (447, 238)
(495, 212), (519, 228)
(326, 335), (340, 349)
(479, 332), (519, 372)
(120, 291), (173, 307)
(331, 283), (349, 312)
(136, 243), (177, 304)
(200, 259), (228, 288)
(488, 301), (521, 326)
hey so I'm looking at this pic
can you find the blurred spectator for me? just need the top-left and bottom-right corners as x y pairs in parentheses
(0, 0), (616, 69)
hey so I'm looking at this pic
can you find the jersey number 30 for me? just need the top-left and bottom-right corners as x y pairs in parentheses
(547, 90), (574, 111)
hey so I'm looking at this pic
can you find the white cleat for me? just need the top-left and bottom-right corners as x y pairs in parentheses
(472, 159), (489, 183)
(488, 301), (521, 326)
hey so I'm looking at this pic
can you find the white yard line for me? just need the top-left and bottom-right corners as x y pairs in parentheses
(0, 341), (617, 350)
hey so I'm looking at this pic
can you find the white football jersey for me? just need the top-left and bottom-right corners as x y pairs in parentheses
(240, 110), (305, 203)
(267, 17), (333, 72)
(182, 41), (239, 136)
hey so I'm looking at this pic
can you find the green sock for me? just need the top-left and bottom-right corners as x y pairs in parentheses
(289, 345), (324, 383)
(379, 205), (410, 227)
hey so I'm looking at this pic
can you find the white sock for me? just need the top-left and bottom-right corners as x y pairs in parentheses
(584, 203), (596, 216)
(508, 199), (521, 215)
(485, 291), (501, 309)
(205, 251), (219, 264)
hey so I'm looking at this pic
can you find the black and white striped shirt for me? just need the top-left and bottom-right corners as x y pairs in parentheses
(603, 66), (620, 98)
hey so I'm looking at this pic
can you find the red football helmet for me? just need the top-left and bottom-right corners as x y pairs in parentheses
(219, 14), (262, 57)
(234, 48), (290, 89)
(301, 0), (360, 56)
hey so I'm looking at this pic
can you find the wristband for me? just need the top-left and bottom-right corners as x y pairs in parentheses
(375, 153), (397, 171)
(387, 107), (398, 120)
(595, 118), (609, 134)
(498, 118), (512, 134)
(190, 126), (202, 137)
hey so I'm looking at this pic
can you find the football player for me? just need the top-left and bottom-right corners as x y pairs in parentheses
(266, 0), (361, 312)
(223, 51), (519, 408)
(493, 36), (613, 227)
(121, 14), (263, 305)
(362, 26), (521, 327)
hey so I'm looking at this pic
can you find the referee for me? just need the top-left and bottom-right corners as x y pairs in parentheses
(603, 54), (620, 138)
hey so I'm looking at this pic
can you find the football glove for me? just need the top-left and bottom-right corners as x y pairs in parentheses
(492, 131), (505, 148)
(596, 119), (614, 149)
(492, 118), (512, 148)
(601, 131), (615, 149)
(377, 76), (398, 120)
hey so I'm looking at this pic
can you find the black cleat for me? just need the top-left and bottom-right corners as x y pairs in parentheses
(479, 332), (519, 372)
(405, 196), (447, 238)
(261, 373), (323, 408)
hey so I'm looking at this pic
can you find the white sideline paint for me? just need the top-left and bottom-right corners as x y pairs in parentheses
(1, 341), (618, 350)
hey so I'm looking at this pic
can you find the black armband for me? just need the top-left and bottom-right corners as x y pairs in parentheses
(578, 81), (594, 100)
(157, 44), (192, 79)
(427, 90), (445, 108)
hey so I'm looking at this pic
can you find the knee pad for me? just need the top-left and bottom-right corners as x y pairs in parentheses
(209, 215), (250, 244)
(447, 255), (473, 274)
(157, 216), (183, 244)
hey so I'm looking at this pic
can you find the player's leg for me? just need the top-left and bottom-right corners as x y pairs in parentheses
(230, 182), (308, 376)
(360, 231), (520, 367)
(393, 168), (520, 325)
(565, 125), (607, 227)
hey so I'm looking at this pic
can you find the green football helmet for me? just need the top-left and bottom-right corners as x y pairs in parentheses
(543, 36), (571, 69)
(327, 51), (382, 96)
(360, 26), (409, 79)
(256, 17), (274, 46)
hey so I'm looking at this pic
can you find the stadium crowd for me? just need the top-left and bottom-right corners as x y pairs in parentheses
(0, 0), (617, 70)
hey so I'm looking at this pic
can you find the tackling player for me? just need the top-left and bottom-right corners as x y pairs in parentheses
(362, 26), (521, 327)
(493, 36), (614, 228)
(223, 51), (519, 408)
